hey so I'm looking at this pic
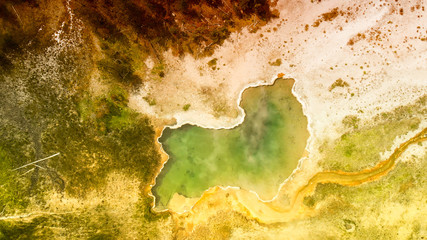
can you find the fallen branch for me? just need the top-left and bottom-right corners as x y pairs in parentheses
(20, 168), (35, 176)
(34, 164), (46, 170)
(12, 153), (60, 171)
(11, 5), (23, 26)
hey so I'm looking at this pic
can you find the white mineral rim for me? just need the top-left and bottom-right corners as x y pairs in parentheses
(148, 74), (314, 213)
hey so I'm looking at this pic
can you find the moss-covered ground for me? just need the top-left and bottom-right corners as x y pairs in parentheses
(0, 1), (166, 238)
(318, 96), (425, 172)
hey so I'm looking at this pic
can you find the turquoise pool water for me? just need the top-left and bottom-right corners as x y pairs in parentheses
(153, 78), (309, 207)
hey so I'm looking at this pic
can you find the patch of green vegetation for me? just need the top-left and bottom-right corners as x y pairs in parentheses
(342, 115), (360, 129)
(143, 95), (157, 106)
(134, 197), (170, 223)
(0, 201), (139, 239)
(88, 233), (115, 240)
(108, 108), (139, 130)
(321, 7), (340, 21)
(186, 211), (255, 239)
(374, 95), (426, 123)
(319, 93), (427, 171)
(213, 102), (228, 118)
(97, 54), (141, 87)
(151, 62), (166, 79)
(302, 195), (316, 207)
(97, 86), (129, 126)
(207, 58), (218, 70)
(0, 148), (30, 214)
(328, 78), (349, 91)
(210, 27), (231, 45)
(183, 104), (191, 111)
(0, 217), (53, 239)
(97, 37), (149, 88)
(312, 7), (341, 27)
(77, 96), (96, 123)
(319, 96), (426, 172)
(269, 58), (282, 66)
(0, 33), (20, 73)
(0, 196), (169, 239)
(319, 117), (420, 171)
(302, 147), (427, 239)
(40, 84), (162, 196)
(207, 58), (217, 66)
(0, 22), (161, 214)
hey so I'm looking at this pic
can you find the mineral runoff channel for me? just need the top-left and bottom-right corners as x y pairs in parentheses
(153, 78), (310, 209)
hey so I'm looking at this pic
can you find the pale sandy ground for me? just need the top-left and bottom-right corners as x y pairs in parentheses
(128, 0), (427, 219)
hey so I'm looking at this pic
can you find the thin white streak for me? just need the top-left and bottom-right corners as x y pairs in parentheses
(12, 153), (60, 171)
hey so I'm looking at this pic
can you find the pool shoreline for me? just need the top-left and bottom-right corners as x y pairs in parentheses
(147, 72), (315, 214)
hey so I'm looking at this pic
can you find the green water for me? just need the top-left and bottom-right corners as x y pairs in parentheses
(153, 78), (309, 207)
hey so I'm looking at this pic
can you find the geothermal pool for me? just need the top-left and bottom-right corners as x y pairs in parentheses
(153, 78), (309, 207)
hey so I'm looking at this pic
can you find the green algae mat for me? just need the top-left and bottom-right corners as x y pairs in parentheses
(153, 78), (309, 207)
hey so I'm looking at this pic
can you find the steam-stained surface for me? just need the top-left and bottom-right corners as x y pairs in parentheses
(153, 79), (309, 207)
